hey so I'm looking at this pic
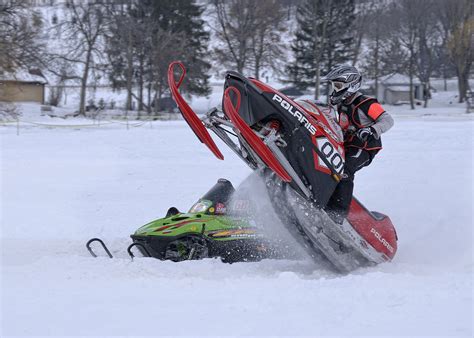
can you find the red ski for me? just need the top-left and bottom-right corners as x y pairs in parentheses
(168, 61), (224, 160)
(223, 87), (291, 182)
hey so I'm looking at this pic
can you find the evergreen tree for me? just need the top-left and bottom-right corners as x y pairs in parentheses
(148, 0), (211, 96)
(106, 0), (210, 113)
(287, 0), (355, 98)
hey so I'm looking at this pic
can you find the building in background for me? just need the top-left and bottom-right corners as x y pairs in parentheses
(0, 69), (47, 104)
(363, 73), (426, 105)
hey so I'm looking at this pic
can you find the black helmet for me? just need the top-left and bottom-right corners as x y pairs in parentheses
(323, 65), (362, 105)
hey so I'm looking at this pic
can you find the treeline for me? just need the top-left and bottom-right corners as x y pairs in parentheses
(286, 0), (472, 108)
(0, 0), (472, 115)
(48, 0), (211, 116)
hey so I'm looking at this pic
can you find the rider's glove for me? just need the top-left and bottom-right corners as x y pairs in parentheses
(356, 127), (376, 142)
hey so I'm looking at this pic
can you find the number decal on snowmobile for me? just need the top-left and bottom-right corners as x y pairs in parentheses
(316, 138), (344, 174)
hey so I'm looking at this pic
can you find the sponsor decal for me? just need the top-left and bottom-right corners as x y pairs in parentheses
(209, 229), (258, 238)
(370, 228), (394, 253)
(231, 199), (250, 211)
(272, 94), (317, 135)
(155, 218), (211, 232)
(215, 203), (227, 215)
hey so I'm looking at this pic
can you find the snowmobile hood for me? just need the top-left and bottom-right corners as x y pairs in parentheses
(133, 212), (259, 240)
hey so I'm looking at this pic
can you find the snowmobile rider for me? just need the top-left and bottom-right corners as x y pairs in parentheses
(323, 65), (394, 223)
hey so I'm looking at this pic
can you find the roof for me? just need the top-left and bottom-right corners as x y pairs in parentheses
(386, 86), (411, 92)
(364, 73), (421, 86)
(0, 69), (47, 84)
(379, 73), (421, 85)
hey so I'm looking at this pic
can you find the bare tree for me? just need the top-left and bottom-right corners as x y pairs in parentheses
(105, 4), (136, 111)
(311, 0), (331, 99)
(436, 0), (473, 103)
(364, 1), (448, 108)
(210, 0), (288, 78)
(247, 0), (287, 80)
(0, 1), (44, 72)
(50, 0), (108, 116)
(211, 0), (258, 74)
(351, 0), (379, 66)
(361, 4), (391, 99)
(148, 29), (187, 114)
(414, 1), (440, 107)
(382, 1), (426, 110)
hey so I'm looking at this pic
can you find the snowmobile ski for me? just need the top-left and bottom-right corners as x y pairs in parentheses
(127, 242), (151, 259)
(86, 238), (153, 259)
(86, 238), (113, 258)
(168, 61), (224, 160)
(223, 86), (291, 182)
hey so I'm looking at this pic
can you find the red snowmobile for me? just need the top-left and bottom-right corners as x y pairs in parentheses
(168, 61), (398, 272)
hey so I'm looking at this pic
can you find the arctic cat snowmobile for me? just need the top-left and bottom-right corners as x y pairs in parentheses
(87, 179), (288, 262)
(168, 61), (398, 272)
(130, 178), (287, 262)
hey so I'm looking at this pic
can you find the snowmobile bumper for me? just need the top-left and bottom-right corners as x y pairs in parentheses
(130, 234), (170, 259)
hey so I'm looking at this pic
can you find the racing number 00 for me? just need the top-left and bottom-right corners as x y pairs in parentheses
(320, 141), (344, 173)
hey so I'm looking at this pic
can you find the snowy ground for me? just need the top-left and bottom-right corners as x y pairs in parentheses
(1, 104), (473, 336)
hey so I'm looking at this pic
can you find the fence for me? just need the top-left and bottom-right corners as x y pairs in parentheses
(0, 113), (182, 136)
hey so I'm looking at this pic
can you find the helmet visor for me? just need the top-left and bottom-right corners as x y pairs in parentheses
(331, 81), (349, 92)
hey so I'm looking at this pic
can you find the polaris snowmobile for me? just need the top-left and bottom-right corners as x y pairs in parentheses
(167, 61), (398, 272)
(87, 179), (289, 262)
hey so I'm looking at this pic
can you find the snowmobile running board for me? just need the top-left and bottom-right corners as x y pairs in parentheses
(86, 238), (151, 259)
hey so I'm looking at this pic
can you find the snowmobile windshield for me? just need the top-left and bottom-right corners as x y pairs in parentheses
(200, 179), (235, 206)
(188, 179), (235, 214)
(189, 200), (212, 213)
(295, 100), (343, 142)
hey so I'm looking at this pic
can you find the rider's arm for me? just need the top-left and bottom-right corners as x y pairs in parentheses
(371, 112), (394, 138)
(365, 102), (394, 138)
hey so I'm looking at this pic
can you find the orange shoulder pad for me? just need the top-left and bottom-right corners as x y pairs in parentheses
(368, 102), (385, 120)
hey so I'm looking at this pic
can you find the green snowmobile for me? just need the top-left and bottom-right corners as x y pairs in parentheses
(87, 179), (285, 262)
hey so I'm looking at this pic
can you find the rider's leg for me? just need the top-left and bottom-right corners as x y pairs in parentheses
(325, 148), (373, 223)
